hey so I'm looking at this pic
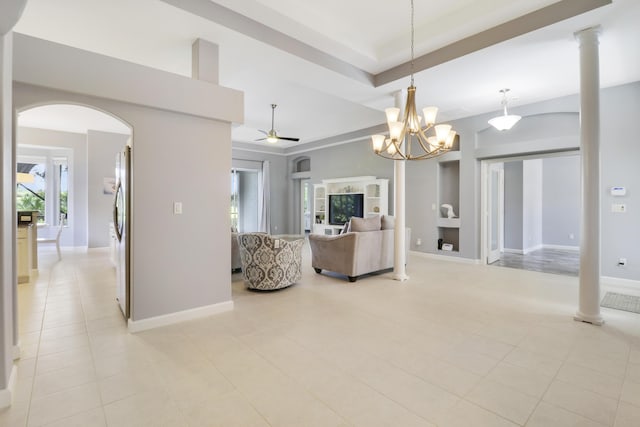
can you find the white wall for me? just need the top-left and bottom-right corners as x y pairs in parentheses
(87, 130), (130, 248)
(522, 159), (543, 252)
(504, 161), (523, 251)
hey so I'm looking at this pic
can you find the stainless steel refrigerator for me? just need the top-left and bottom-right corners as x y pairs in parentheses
(113, 145), (131, 318)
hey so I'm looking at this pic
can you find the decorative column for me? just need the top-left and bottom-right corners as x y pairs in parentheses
(393, 91), (408, 281)
(574, 26), (603, 325)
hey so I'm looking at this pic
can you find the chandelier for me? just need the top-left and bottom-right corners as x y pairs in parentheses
(488, 88), (521, 131)
(372, 0), (456, 161)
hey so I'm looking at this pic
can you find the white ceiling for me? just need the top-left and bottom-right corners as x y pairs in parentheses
(12, 0), (640, 149)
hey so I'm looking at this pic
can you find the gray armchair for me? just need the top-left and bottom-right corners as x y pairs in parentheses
(237, 233), (304, 290)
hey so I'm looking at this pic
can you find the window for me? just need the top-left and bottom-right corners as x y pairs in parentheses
(17, 156), (69, 225)
(230, 168), (259, 232)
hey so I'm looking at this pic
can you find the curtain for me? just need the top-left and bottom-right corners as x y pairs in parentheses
(258, 160), (270, 233)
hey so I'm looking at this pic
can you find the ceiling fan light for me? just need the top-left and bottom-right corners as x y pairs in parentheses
(488, 114), (521, 131)
(266, 135), (278, 143)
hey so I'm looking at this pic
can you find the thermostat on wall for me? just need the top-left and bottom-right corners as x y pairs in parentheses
(611, 186), (626, 196)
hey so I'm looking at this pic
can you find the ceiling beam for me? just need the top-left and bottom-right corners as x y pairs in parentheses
(375, 0), (612, 87)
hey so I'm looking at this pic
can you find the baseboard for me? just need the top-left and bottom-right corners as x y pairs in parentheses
(409, 250), (481, 265)
(0, 365), (17, 409)
(544, 244), (579, 251)
(128, 300), (234, 333)
(523, 244), (543, 255)
(601, 276), (640, 296)
(503, 248), (525, 255)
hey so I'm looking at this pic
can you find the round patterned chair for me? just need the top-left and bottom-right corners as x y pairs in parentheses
(237, 233), (304, 290)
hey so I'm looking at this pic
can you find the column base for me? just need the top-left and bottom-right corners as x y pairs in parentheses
(573, 311), (604, 326)
(393, 273), (409, 281)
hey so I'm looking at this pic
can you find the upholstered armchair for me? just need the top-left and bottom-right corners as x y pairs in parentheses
(237, 233), (304, 290)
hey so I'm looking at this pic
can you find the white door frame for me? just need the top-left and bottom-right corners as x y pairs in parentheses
(300, 178), (310, 234)
(487, 163), (504, 264)
(480, 150), (580, 264)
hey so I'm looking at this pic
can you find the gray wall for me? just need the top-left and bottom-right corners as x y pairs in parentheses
(232, 149), (289, 234)
(523, 159), (543, 252)
(542, 155), (581, 247)
(600, 83), (640, 280)
(87, 130), (130, 248)
(504, 161), (523, 251)
(17, 127), (87, 247)
(13, 34), (243, 322)
(281, 82), (639, 283)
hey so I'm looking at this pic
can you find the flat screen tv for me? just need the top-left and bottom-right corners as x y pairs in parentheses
(329, 193), (364, 225)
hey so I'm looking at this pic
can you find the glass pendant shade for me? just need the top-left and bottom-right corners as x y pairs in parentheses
(488, 114), (521, 131)
(371, 134), (385, 152)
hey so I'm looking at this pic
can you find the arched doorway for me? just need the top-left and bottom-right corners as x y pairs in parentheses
(15, 103), (133, 317)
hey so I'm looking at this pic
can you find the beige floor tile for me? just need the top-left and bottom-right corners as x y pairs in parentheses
(487, 361), (554, 398)
(42, 407), (106, 427)
(28, 382), (102, 426)
(466, 378), (539, 425)
(437, 399), (519, 427)
(526, 401), (606, 427)
(556, 362), (624, 399)
(36, 346), (93, 375)
(503, 347), (564, 376)
(620, 379), (640, 407)
(184, 390), (270, 427)
(32, 363), (97, 398)
(615, 402), (640, 427)
(102, 390), (185, 427)
(543, 380), (618, 426)
(10, 248), (640, 427)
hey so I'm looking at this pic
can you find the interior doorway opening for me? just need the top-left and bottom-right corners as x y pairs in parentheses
(481, 151), (580, 276)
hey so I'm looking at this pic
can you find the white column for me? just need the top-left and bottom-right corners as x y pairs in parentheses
(393, 91), (408, 281)
(574, 26), (603, 325)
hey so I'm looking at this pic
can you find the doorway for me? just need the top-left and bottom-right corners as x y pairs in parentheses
(482, 152), (580, 276)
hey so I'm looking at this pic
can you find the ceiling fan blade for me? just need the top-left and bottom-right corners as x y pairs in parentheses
(258, 129), (268, 135)
(277, 136), (300, 142)
(255, 138), (267, 141)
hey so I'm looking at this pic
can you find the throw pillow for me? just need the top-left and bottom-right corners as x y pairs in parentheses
(350, 215), (381, 232)
(381, 215), (395, 230)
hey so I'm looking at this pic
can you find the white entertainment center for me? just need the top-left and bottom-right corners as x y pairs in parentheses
(313, 176), (388, 235)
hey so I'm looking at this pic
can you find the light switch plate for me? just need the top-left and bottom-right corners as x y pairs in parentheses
(611, 203), (626, 213)
(173, 202), (182, 214)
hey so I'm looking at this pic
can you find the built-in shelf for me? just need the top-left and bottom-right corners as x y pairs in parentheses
(437, 217), (460, 228)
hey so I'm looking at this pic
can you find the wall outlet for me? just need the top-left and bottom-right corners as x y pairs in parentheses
(416, 238), (422, 246)
(618, 258), (627, 266)
(568, 233), (574, 240)
(611, 203), (626, 213)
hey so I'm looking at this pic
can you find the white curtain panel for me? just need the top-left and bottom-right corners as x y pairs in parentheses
(258, 160), (270, 233)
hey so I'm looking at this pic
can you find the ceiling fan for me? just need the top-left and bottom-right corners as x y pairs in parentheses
(256, 104), (300, 143)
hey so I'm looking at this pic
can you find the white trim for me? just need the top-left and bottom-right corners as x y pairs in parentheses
(0, 365), (17, 409)
(128, 300), (234, 333)
(523, 244), (543, 254)
(503, 248), (525, 255)
(601, 276), (640, 296)
(13, 344), (20, 360)
(409, 250), (481, 264)
(544, 244), (579, 251)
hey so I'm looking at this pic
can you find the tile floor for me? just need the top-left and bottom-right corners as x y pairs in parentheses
(492, 248), (580, 277)
(3, 244), (640, 426)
